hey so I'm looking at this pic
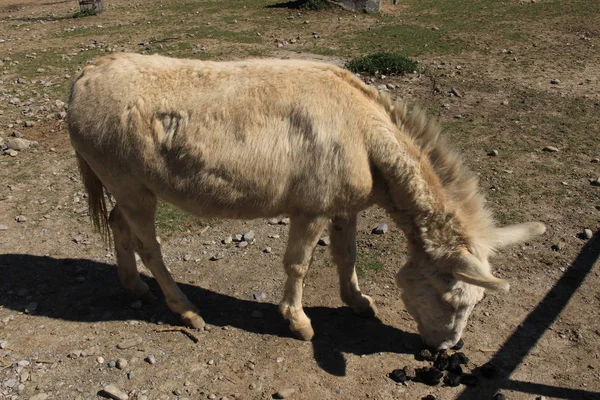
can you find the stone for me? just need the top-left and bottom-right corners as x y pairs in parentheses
(116, 358), (128, 369)
(488, 149), (499, 156)
(29, 394), (49, 400)
(243, 230), (255, 242)
(7, 149), (18, 156)
(501, 99), (509, 105)
(145, 354), (156, 365)
(372, 223), (388, 235)
(233, 234), (243, 242)
(583, 229), (593, 239)
(24, 301), (38, 313)
(24, 121), (35, 127)
(101, 384), (129, 400)
(0, 340), (6, 349)
(449, 87), (462, 97)
(318, 236), (330, 246)
(9, 97), (20, 105)
(551, 243), (562, 251)
(273, 388), (295, 399)
(591, 158), (599, 163)
(253, 292), (267, 301)
(97, 356), (105, 364)
(263, 246), (272, 253)
(11, 130), (23, 138)
(280, 217), (290, 225)
(7, 138), (30, 150)
(183, 254), (192, 261)
(237, 241), (249, 248)
(268, 218), (279, 225)
(550, 79), (560, 84)
(222, 236), (233, 244)
(117, 336), (143, 349)
(210, 253), (224, 261)
(543, 145), (559, 152)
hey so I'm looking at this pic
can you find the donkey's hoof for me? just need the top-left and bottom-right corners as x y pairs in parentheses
(131, 280), (152, 299)
(291, 323), (314, 341)
(181, 311), (206, 330)
(353, 295), (378, 318)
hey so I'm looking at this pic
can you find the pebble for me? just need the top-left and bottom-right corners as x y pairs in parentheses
(488, 149), (499, 156)
(7, 138), (30, 150)
(97, 356), (105, 364)
(130, 300), (142, 309)
(101, 384), (129, 400)
(583, 229), (593, 239)
(551, 243), (562, 251)
(501, 99), (509, 105)
(591, 158), (599, 163)
(9, 97), (20, 105)
(263, 246), (272, 253)
(24, 121), (35, 127)
(7, 149), (18, 156)
(145, 354), (156, 365)
(542, 145), (559, 152)
(550, 79), (560, 84)
(243, 230), (255, 241)
(116, 358), (128, 369)
(0, 340), (6, 349)
(372, 223), (388, 235)
(24, 301), (38, 313)
(222, 236), (233, 244)
(183, 254), (192, 261)
(237, 241), (248, 248)
(252, 292), (267, 301)
(449, 88), (462, 97)
(117, 336), (143, 349)
(268, 218), (280, 225)
(210, 253), (224, 261)
(280, 217), (290, 225)
(233, 234), (243, 242)
(590, 177), (600, 186)
(16, 215), (28, 222)
(318, 236), (330, 246)
(108, 360), (116, 368)
(273, 388), (295, 399)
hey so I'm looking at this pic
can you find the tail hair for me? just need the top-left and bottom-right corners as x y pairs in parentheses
(76, 153), (111, 244)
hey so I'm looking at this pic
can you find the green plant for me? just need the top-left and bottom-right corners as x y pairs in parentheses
(345, 52), (417, 75)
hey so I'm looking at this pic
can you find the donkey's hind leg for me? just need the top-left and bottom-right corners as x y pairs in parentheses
(279, 215), (328, 341)
(330, 216), (377, 317)
(109, 204), (150, 299)
(113, 191), (205, 329)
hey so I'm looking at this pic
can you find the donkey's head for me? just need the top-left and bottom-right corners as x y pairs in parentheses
(396, 222), (546, 350)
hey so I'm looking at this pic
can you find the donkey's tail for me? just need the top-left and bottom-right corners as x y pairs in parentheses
(76, 153), (111, 244)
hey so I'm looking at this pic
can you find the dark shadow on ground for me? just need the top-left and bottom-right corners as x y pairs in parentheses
(266, 0), (336, 10)
(0, 254), (420, 376)
(456, 229), (600, 400)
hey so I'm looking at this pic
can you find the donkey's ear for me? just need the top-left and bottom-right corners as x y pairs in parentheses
(452, 250), (510, 292)
(491, 222), (546, 250)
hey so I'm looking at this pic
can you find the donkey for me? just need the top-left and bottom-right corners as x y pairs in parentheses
(67, 53), (545, 350)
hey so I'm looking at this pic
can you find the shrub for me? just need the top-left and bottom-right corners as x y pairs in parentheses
(345, 52), (417, 75)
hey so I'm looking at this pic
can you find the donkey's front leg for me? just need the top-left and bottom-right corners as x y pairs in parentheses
(330, 216), (377, 317)
(279, 215), (328, 341)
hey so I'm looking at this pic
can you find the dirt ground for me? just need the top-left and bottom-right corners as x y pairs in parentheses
(1, 1), (599, 399)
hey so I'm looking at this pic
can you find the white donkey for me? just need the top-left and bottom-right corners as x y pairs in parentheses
(68, 53), (545, 350)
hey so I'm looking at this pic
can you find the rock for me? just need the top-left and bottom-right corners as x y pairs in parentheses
(130, 300), (142, 309)
(222, 236), (233, 244)
(280, 217), (290, 225)
(389, 369), (408, 383)
(101, 384), (129, 400)
(117, 336), (143, 349)
(145, 354), (156, 365)
(243, 230), (255, 242)
(550, 79), (560, 84)
(542, 145), (559, 152)
(318, 236), (330, 246)
(24, 301), (38, 313)
(97, 356), (105, 364)
(24, 121), (35, 128)
(11, 130), (23, 138)
(591, 158), (599, 163)
(55, 100), (66, 109)
(233, 234), (243, 242)
(551, 243), (562, 251)
(9, 97), (20, 105)
(583, 229), (593, 239)
(183, 254), (192, 261)
(372, 223), (388, 235)
(252, 292), (267, 301)
(268, 218), (280, 225)
(0, 340), (6, 349)
(480, 362), (498, 378)
(488, 149), (499, 156)
(273, 388), (295, 399)
(263, 246), (272, 253)
(449, 88), (462, 97)
(493, 393), (506, 400)
(29, 394), (49, 400)
(237, 241), (248, 248)
(590, 177), (600, 186)
(501, 100), (509, 106)
(116, 358), (128, 369)
(386, 83), (396, 90)
(7, 138), (30, 150)
(7, 149), (18, 156)
(210, 253), (224, 261)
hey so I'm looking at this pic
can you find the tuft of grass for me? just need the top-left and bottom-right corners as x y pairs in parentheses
(155, 201), (213, 235)
(356, 252), (385, 277)
(345, 52), (417, 75)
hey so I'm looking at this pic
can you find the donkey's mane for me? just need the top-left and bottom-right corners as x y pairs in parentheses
(377, 93), (497, 254)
